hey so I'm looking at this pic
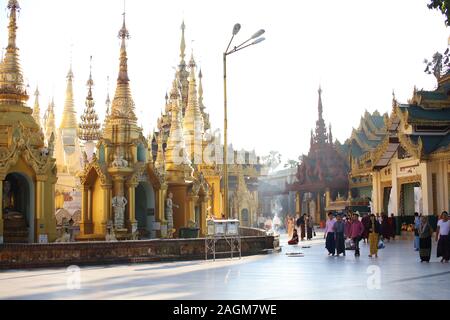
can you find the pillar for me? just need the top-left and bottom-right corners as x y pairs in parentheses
(35, 178), (46, 242)
(316, 192), (321, 223)
(127, 182), (138, 232)
(101, 185), (112, 235)
(325, 188), (331, 209)
(0, 179), (3, 243)
(296, 192), (301, 215)
(437, 160), (449, 213)
(200, 197), (209, 236)
(420, 161), (433, 216)
(372, 171), (382, 214)
(391, 165), (399, 216)
(80, 185), (92, 235)
(443, 161), (449, 213)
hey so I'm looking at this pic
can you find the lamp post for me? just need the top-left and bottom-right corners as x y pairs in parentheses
(223, 24), (265, 219)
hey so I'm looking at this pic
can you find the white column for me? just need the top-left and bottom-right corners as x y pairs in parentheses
(420, 161), (433, 216)
(441, 160), (449, 213)
(391, 165), (399, 216)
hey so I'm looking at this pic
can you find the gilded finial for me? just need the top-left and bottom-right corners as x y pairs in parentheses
(79, 57), (101, 142)
(180, 20), (186, 63)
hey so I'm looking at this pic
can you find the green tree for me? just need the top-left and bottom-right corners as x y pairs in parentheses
(284, 159), (299, 169)
(262, 151), (282, 172)
(428, 0), (450, 26)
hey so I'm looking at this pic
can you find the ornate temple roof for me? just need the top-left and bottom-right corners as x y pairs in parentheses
(78, 57), (101, 142)
(287, 87), (349, 192)
(344, 110), (388, 158)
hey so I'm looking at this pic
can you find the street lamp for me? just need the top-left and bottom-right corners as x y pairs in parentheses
(223, 24), (265, 220)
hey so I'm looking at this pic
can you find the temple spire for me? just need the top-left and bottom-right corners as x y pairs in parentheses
(314, 85), (328, 144)
(0, 0), (28, 105)
(110, 10), (136, 122)
(183, 52), (204, 164)
(180, 20), (186, 64)
(165, 76), (192, 180)
(79, 56), (101, 142)
(198, 68), (211, 131)
(60, 63), (77, 129)
(32, 86), (41, 127)
(45, 97), (56, 143)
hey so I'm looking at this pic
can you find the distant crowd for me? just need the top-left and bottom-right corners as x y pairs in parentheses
(280, 210), (450, 263)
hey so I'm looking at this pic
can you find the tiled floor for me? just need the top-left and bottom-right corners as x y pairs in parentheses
(0, 233), (449, 300)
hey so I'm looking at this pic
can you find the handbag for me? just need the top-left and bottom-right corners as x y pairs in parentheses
(378, 239), (385, 249)
(345, 238), (355, 250)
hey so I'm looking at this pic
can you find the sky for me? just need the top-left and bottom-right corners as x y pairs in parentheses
(1, 0), (448, 165)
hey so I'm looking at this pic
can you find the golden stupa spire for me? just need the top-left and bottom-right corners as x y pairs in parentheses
(198, 69), (211, 132)
(32, 86), (41, 127)
(183, 52), (204, 163)
(180, 20), (186, 64)
(165, 76), (192, 179)
(154, 131), (165, 171)
(0, 0), (28, 106)
(79, 56), (101, 142)
(45, 97), (56, 143)
(110, 10), (137, 122)
(177, 20), (190, 114)
(60, 63), (78, 129)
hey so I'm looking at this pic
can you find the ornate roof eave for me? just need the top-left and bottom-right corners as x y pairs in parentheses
(80, 158), (111, 186)
(398, 132), (426, 160)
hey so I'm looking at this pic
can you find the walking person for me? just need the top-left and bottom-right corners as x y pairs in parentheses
(333, 214), (346, 257)
(296, 214), (306, 241)
(324, 212), (336, 256)
(367, 214), (381, 258)
(306, 213), (314, 240)
(381, 213), (391, 242)
(436, 211), (450, 263)
(361, 213), (370, 244)
(349, 213), (364, 257)
(389, 213), (397, 240)
(414, 212), (420, 251)
(419, 215), (433, 262)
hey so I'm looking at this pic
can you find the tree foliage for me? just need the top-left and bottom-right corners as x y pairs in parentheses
(262, 151), (282, 172)
(428, 0), (450, 26)
(284, 159), (299, 169)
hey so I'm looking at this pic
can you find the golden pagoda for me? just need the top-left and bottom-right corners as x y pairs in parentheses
(152, 21), (262, 234)
(0, 0), (57, 243)
(56, 63), (82, 176)
(78, 56), (101, 160)
(78, 12), (167, 240)
(32, 86), (41, 128)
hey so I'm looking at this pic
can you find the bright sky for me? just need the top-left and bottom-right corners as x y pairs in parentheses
(1, 0), (448, 165)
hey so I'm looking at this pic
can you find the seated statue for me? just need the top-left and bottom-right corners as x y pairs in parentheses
(111, 154), (128, 168)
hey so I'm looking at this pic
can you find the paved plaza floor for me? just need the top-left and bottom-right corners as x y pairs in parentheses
(1, 233), (450, 300)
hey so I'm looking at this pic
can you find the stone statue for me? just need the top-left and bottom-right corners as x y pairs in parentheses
(105, 220), (117, 242)
(112, 194), (127, 229)
(111, 154), (128, 168)
(165, 192), (179, 238)
(55, 219), (71, 243)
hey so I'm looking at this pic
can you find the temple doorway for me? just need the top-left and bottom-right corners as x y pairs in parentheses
(3, 172), (35, 243)
(135, 182), (155, 238)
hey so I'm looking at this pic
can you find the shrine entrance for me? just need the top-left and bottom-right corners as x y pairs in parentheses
(135, 182), (155, 238)
(3, 172), (35, 243)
